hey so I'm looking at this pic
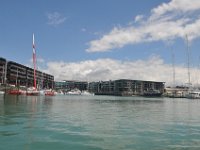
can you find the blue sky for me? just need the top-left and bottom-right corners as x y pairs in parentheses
(1, 0), (200, 85)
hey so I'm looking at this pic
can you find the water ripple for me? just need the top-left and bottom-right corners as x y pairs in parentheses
(1, 95), (200, 149)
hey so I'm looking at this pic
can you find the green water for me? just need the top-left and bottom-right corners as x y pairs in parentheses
(1, 95), (200, 150)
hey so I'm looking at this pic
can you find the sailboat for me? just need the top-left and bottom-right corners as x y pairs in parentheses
(26, 34), (39, 96)
(168, 47), (186, 98)
(185, 35), (200, 99)
(44, 89), (56, 96)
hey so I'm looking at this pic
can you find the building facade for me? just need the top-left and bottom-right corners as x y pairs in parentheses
(55, 80), (88, 92)
(89, 79), (165, 96)
(0, 57), (54, 89)
(55, 79), (165, 96)
(0, 57), (6, 84)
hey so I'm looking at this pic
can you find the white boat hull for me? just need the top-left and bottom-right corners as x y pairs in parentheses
(0, 91), (5, 95)
(186, 91), (200, 99)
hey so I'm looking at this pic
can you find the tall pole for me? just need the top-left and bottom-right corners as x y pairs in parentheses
(33, 33), (37, 89)
(171, 47), (175, 87)
(186, 35), (191, 86)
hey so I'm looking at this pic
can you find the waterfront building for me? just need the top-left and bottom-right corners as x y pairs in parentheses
(0, 57), (54, 89)
(0, 57), (6, 85)
(54, 81), (67, 90)
(55, 79), (165, 96)
(90, 79), (165, 96)
(55, 80), (88, 92)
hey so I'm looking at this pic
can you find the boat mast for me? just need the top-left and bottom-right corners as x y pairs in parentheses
(33, 33), (37, 89)
(186, 35), (191, 86)
(171, 47), (175, 87)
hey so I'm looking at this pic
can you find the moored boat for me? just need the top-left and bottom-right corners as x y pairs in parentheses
(55, 90), (64, 96)
(66, 88), (81, 95)
(81, 90), (94, 96)
(26, 90), (39, 96)
(8, 89), (26, 95)
(0, 91), (5, 95)
(186, 89), (200, 99)
(9, 89), (22, 95)
(26, 87), (39, 96)
(44, 90), (55, 96)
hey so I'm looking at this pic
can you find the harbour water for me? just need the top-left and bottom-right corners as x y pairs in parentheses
(1, 95), (200, 150)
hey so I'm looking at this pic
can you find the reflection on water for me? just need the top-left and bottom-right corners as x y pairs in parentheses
(0, 95), (200, 150)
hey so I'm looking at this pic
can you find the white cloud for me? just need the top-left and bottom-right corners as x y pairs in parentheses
(134, 15), (144, 22)
(151, 0), (200, 19)
(43, 56), (200, 86)
(46, 12), (67, 26)
(87, 0), (200, 52)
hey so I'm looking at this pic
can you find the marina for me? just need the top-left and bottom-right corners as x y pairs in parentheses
(1, 0), (200, 149)
(0, 35), (196, 98)
(1, 56), (167, 97)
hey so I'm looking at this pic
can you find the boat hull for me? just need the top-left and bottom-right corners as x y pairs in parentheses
(0, 91), (5, 95)
(45, 91), (55, 96)
(186, 90), (200, 99)
(26, 91), (39, 96)
(8, 89), (26, 95)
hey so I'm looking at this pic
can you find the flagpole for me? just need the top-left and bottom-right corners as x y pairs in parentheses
(33, 33), (37, 89)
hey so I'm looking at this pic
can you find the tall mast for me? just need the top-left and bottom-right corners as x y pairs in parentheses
(33, 33), (37, 89)
(186, 35), (191, 86)
(171, 47), (175, 87)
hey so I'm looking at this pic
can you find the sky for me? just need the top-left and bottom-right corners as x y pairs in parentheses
(1, 0), (200, 86)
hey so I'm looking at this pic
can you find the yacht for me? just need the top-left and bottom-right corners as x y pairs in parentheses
(26, 87), (39, 96)
(81, 90), (94, 96)
(186, 89), (200, 99)
(66, 88), (81, 95)
(54, 90), (64, 96)
(44, 89), (56, 96)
